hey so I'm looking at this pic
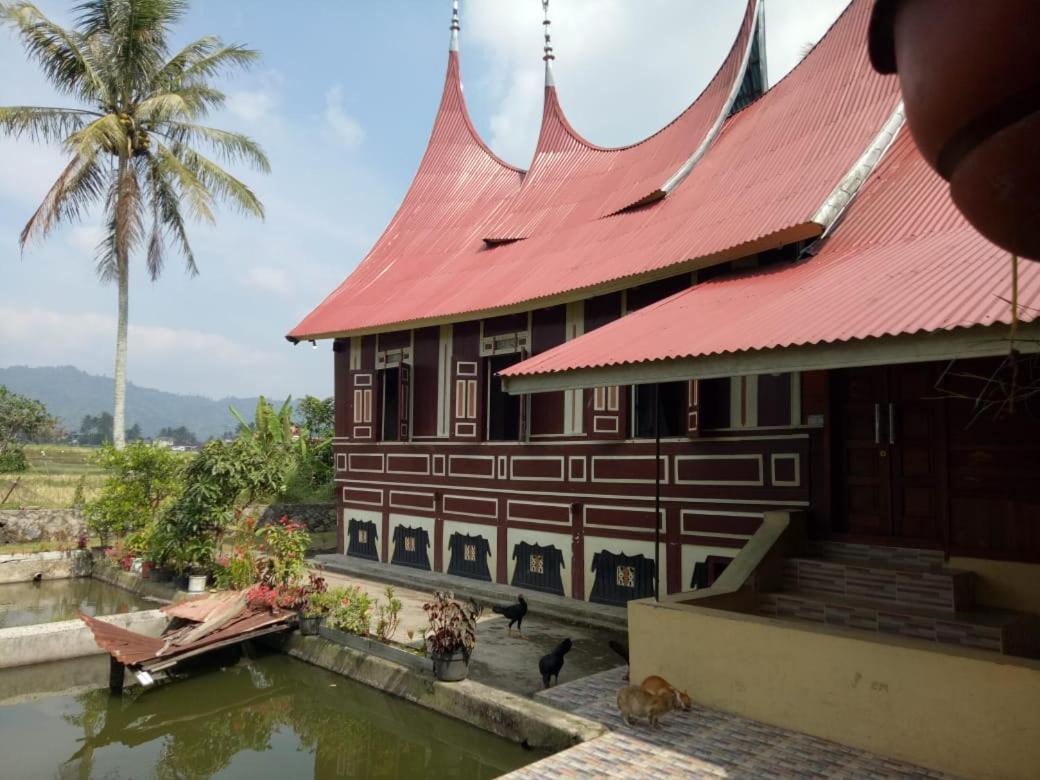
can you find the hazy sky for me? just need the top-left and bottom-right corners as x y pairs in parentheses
(0, 0), (849, 400)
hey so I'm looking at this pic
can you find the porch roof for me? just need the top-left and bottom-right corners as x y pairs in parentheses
(500, 131), (1040, 394)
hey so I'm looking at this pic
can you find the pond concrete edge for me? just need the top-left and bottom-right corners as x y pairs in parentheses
(270, 632), (607, 751)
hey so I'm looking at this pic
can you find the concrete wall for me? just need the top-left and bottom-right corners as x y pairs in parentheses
(0, 508), (83, 543)
(0, 609), (168, 669)
(629, 598), (1040, 780)
(0, 550), (91, 584)
(951, 556), (1040, 616)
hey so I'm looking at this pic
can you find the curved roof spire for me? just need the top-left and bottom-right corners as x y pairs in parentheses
(449, 0), (460, 52)
(542, 0), (556, 86)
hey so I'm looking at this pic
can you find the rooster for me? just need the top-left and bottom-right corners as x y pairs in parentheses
(491, 594), (528, 638)
(539, 638), (573, 688)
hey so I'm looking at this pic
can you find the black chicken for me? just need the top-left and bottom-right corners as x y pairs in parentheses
(539, 638), (573, 688)
(491, 594), (528, 638)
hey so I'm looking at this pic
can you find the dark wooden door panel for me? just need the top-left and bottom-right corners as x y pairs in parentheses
(833, 367), (891, 537)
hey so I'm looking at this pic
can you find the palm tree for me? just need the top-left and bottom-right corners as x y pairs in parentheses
(0, 0), (269, 448)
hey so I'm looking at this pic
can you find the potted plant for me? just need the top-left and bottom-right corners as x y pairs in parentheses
(295, 574), (329, 636)
(181, 537), (215, 593)
(423, 591), (478, 682)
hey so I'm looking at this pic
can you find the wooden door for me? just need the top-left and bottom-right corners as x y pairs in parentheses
(889, 363), (947, 544)
(833, 367), (892, 537)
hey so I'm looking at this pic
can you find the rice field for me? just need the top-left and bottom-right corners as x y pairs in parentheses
(0, 446), (105, 509)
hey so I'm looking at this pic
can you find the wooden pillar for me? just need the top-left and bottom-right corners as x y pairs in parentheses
(496, 500), (508, 584)
(571, 502), (584, 601)
(381, 509), (390, 564)
(433, 492), (444, 572)
(109, 657), (125, 695)
(666, 509), (682, 595)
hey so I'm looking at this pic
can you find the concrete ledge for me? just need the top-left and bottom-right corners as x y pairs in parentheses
(91, 560), (179, 603)
(0, 609), (168, 669)
(630, 596), (1040, 780)
(313, 553), (627, 633)
(272, 633), (606, 751)
(0, 550), (91, 584)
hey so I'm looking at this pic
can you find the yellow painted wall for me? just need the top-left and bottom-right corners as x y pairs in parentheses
(950, 556), (1040, 616)
(629, 599), (1040, 780)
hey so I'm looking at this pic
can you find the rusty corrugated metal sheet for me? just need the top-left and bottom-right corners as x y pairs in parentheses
(289, 0), (898, 342)
(501, 130), (1040, 379)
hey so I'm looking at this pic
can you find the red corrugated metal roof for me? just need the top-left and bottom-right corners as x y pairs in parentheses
(289, 0), (898, 341)
(480, 0), (760, 242)
(500, 130), (1040, 379)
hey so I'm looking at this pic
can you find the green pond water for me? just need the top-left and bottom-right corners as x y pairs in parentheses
(0, 578), (153, 628)
(0, 652), (544, 779)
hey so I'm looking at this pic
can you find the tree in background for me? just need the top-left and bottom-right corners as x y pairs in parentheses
(157, 425), (198, 446)
(78, 412), (114, 446)
(0, 0), (269, 449)
(126, 423), (143, 441)
(295, 396), (334, 439)
(0, 385), (56, 472)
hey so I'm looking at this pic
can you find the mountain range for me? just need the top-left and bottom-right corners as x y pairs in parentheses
(0, 365), (290, 440)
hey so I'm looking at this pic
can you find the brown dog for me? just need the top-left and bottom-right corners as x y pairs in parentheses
(640, 675), (692, 711)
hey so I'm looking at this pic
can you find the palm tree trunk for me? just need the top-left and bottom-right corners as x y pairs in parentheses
(112, 252), (128, 449)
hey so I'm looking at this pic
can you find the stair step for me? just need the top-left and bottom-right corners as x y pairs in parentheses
(758, 590), (1039, 656)
(784, 556), (974, 613)
(806, 540), (946, 570)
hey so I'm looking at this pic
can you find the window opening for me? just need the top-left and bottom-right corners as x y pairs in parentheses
(381, 366), (401, 441)
(632, 381), (685, 438)
(486, 353), (521, 441)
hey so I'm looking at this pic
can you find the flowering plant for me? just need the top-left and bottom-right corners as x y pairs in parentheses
(256, 516), (309, 588)
(423, 591), (478, 659)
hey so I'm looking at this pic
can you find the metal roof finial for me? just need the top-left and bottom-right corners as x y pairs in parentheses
(542, 0), (555, 86)
(449, 0), (460, 52)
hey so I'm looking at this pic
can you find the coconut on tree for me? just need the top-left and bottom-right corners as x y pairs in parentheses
(0, 0), (269, 447)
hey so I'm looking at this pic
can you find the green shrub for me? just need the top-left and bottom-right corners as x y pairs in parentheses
(322, 585), (373, 636)
(0, 447), (28, 473)
(84, 443), (183, 545)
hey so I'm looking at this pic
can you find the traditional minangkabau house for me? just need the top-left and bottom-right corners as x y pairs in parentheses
(290, 2), (1040, 774)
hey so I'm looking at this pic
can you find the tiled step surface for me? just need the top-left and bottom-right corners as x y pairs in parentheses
(759, 590), (1039, 656)
(806, 540), (946, 570)
(783, 557), (974, 613)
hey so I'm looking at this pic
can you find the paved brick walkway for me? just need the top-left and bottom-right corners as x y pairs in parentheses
(504, 667), (956, 779)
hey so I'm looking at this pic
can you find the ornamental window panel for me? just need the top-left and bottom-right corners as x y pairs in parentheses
(404, 536), (416, 553)
(358, 529), (368, 544)
(530, 554), (544, 574)
(464, 543), (476, 562)
(616, 565), (636, 588)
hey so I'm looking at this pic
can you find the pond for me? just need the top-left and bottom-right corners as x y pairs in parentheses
(0, 578), (154, 628)
(0, 651), (544, 779)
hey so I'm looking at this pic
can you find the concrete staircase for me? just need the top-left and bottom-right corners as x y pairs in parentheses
(757, 541), (1040, 657)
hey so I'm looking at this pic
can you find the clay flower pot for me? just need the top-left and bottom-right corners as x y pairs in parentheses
(431, 648), (469, 682)
(869, 0), (1040, 259)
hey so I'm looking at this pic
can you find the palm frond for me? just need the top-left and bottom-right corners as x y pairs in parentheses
(173, 144), (265, 219)
(96, 159), (145, 281)
(65, 112), (127, 157)
(0, 106), (97, 143)
(156, 121), (270, 172)
(135, 84), (224, 123)
(20, 153), (107, 248)
(174, 42), (258, 83)
(1, 2), (107, 101)
(154, 143), (214, 223)
(144, 151), (196, 277)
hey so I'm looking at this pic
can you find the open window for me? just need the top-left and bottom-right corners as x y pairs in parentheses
(376, 348), (411, 441)
(631, 382), (686, 438)
(699, 378), (732, 430)
(486, 353), (523, 441)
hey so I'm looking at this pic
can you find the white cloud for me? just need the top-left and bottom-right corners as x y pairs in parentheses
(242, 266), (293, 297)
(324, 85), (365, 147)
(226, 88), (277, 122)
